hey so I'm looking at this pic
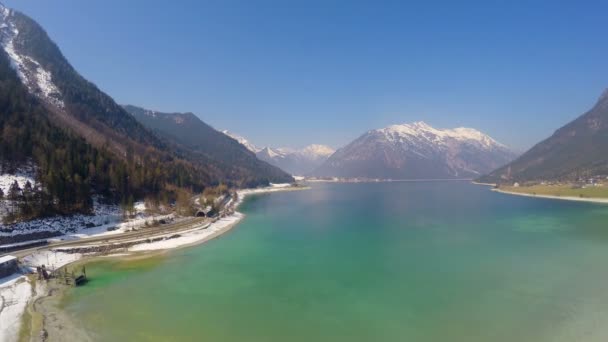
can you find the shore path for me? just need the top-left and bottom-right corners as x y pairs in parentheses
(9, 216), (209, 258)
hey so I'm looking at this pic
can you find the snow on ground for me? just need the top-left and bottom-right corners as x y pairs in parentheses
(129, 213), (243, 252)
(0, 164), (36, 195)
(0, 200), (122, 240)
(1, 195), (174, 248)
(0, 274), (32, 342)
(126, 185), (298, 252)
(134, 201), (146, 213)
(2, 184), (299, 253)
(269, 183), (292, 188)
(236, 184), (300, 204)
(0, 163), (38, 219)
(22, 250), (82, 271)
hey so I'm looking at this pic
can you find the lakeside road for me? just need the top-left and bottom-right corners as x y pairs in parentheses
(0, 184), (307, 342)
(6, 184), (308, 259)
(8, 216), (208, 258)
(491, 187), (608, 204)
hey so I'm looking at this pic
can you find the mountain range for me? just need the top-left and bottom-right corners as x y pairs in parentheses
(222, 131), (335, 175)
(479, 90), (608, 184)
(313, 122), (516, 180)
(1, 0), (607, 223)
(124, 105), (292, 187)
(0, 3), (291, 220)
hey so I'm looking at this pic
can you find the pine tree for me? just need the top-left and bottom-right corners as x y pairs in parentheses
(8, 180), (21, 200)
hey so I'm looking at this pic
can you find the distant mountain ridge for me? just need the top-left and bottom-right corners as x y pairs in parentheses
(479, 90), (608, 184)
(313, 121), (516, 179)
(124, 106), (294, 187)
(222, 131), (335, 175)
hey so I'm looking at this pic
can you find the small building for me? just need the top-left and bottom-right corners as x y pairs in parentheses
(0, 255), (18, 278)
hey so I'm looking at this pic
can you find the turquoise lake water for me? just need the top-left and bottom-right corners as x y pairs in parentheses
(65, 182), (608, 341)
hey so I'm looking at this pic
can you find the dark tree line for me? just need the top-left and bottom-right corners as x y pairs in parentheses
(0, 48), (207, 222)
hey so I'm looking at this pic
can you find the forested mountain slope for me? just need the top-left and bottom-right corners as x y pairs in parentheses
(0, 4), (288, 222)
(479, 90), (608, 184)
(125, 105), (293, 187)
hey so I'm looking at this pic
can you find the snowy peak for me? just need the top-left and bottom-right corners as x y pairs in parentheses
(258, 147), (285, 159)
(222, 130), (261, 153)
(299, 144), (335, 159)
(314, 121), (516, 180)
(0, 2), (9, 16)
(222, 131), (334, 175)
(376, 121), (505, 150)
(0, 5), (65, 109)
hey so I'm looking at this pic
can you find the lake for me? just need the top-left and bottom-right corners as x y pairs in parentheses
(65, 182), (608, 341)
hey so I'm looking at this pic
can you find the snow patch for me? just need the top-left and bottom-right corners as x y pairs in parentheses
(0, 199), (123, 240)
(0, 275), (32, 342)
(0, 164), (36, 195)
(376, 121), (507, 150)
(128, 184), (301, 252)
(222, 130), (261, 153)
(0, 7), (65, 109)
(22, 250), (82, 271)
(298, 144), (335, 159)
(129, 213), (243, 252)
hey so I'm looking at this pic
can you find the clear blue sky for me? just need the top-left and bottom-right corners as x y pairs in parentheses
(5, 0), (608, 151)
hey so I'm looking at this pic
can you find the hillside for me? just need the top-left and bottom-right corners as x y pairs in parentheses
(479, 90), (608, 184)
(0, 3), (284, 222)
(125, 105), (293, 186)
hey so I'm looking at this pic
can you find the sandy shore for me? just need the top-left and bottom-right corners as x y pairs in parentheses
(492, 188), (608, 204)
(0, 183), (306, 342)
(471, 181), (497, 186)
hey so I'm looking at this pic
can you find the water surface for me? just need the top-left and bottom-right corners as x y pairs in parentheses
(66, 182), (608, 341)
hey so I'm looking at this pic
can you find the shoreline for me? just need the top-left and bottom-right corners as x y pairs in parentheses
(491, 187), (608, 204)
(306, 178), (473, 183)
(0, 184), (307, 342)
(470, 181), (497, 187)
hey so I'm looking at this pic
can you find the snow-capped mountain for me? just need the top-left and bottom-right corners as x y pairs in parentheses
(299, 144), (336, 161)
(0, 0), (293, 224)
(0, 2), (164, 155)
(0, 5), (64, 109)
(313, 121), (516, 179)
(222, 131), (335, 175)
(222, 131), (261, 153)
(256, 145), (335, 176)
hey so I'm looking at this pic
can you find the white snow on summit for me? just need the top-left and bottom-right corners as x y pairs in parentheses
(299, 144), (335, 159)
(377, 121), (505, 150)
(222, 130), (335, 175)
(222, 130), (261, 153)
(0, 5), (64, 109)
(259, 147), (284, 159)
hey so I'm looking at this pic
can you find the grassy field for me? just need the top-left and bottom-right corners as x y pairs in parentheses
(499, 184), (608, 199)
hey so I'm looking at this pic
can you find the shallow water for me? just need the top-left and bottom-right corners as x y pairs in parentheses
(65, 182), (608, 341)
